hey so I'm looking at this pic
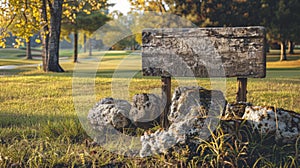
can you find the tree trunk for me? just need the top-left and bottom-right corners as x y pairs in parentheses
(83, 33), (87, 53)
(280, 41), (287, 61)
(73, 31), (78, 62)
(47, 0), (64, 72)
(266, 42), (270, 53)
(26, 38), (32, 59)
(89, 38), (92, 56)
(41, 0), (49, 71)
(288, 40), (294, 54)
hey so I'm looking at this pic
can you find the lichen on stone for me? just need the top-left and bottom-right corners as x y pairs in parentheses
(87, 88), (300, 158)
(242, 106), (300, 143)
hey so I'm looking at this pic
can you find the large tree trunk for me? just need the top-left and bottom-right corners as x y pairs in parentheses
(41, 0), (49, 71)
(26, 38), (32, 59)
(89, 38), (92, 56)
(280, 41), (287, 61)
(83, 33), (87, 53)
(288, 40), (294, 54)
(73, 31), (78, 62)
(47, 0), (64, 72)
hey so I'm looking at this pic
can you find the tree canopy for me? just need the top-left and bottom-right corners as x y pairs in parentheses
(129, 0), (300, 60)
(1, 0), (300, 70)
(0, 0), (109, 71)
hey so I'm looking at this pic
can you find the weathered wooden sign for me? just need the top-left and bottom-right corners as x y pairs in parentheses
(142, 27), (266, 78)
(142, 27), (267, 128)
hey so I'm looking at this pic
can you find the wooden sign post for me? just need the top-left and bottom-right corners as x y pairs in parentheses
(237, 78), (248, 102)
(161, 76), (171, 128)
(142, 27), (266, 128)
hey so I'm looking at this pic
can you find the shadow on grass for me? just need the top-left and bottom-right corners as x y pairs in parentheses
(0, 69), (30, 76)
(0, 112), (77, 128)
(267, 54), (300, 62)
(267, 68), (300, 78)
(0, 112), (87, 143)
(16, 54), (42, 58)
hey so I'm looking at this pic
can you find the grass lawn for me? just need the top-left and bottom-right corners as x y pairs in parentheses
(0, 48), (299, 167)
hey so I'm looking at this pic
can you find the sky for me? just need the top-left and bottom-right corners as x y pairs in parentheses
(108, 0), (131, 15)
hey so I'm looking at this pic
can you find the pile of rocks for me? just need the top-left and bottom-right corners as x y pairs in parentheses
(140, 87), (226, 157)
(87, 87), (300, 157)
(88, 94), (163, 134)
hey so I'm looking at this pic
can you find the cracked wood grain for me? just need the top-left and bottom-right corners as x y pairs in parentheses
(142, 27), (266, 78)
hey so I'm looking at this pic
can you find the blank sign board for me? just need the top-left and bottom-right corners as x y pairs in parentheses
(142, 27), (266, 78)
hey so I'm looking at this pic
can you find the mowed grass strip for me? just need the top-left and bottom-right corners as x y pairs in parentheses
(0, 49), (299, 167)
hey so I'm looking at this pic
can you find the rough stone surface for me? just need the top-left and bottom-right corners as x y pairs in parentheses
(87, 91), (300, 158)
(140, 87), (226, 157)
(88, 94), (163, 133)
(142, 27), (266, 78)
(223, 102), (252, 119)
(140, 97), (300, 157)
(242, 106), (300, 143)
(140, 116), (207, 157)
(130, 94), (163, 129)
(169, 87), (226, 123)
(87, 98), (132, 133)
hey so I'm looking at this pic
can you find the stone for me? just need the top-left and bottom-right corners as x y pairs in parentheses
(242, 106), (300, 143)
(140, 89), (300, 157)
(140, 129), (177, 157)
(87, 91), (300, 157)
(88, 94), (163, 135)
(169, 87), (226, 123)
(140, 87), (226, 157)
(129, 94), (163, 129)
(87, 97), (132, 133)
(223, 102), (252, 119)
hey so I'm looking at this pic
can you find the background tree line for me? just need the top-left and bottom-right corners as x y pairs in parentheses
(1, 0), (300, 72)
(129, 0), (300, 61)
(0, 0), (109, 72)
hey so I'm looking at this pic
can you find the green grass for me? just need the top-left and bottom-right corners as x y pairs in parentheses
(0, 49), (299, 167)
(267, 55), (300, 62)
(59, 49), (74, 57)
(0, 48), (42, 59)
(1, 75), (299, 167)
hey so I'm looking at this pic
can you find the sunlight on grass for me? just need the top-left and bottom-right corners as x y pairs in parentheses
(0, 49), (299, 167)
(267, 60), (300, 68)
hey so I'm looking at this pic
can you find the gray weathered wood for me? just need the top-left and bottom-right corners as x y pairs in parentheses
(161, 76), (171, 128)
(142, 27), (266, 78)
(236, 78), (248, 102)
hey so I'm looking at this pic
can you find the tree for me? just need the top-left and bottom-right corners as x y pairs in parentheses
(41, 0), (49, 71)
(0, 0), (41, 59)
(261, 0), (300, 61)
(130, 0), (166, 13)
(0, 0), (63, 71)
(129, 0), (204, 25)
(61, 0), (108, 62)
(129, 0), (263, 27)
(46, 0), (64, 72)
(288, 41), (294, 54)
(130, 0), (300, 62)
(100, 13), (140, 49)
(165, 0), (204, 26)
(1, 0), (108, 72)
(201, 0), (263, 27)
(77, 11), (109, 56)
